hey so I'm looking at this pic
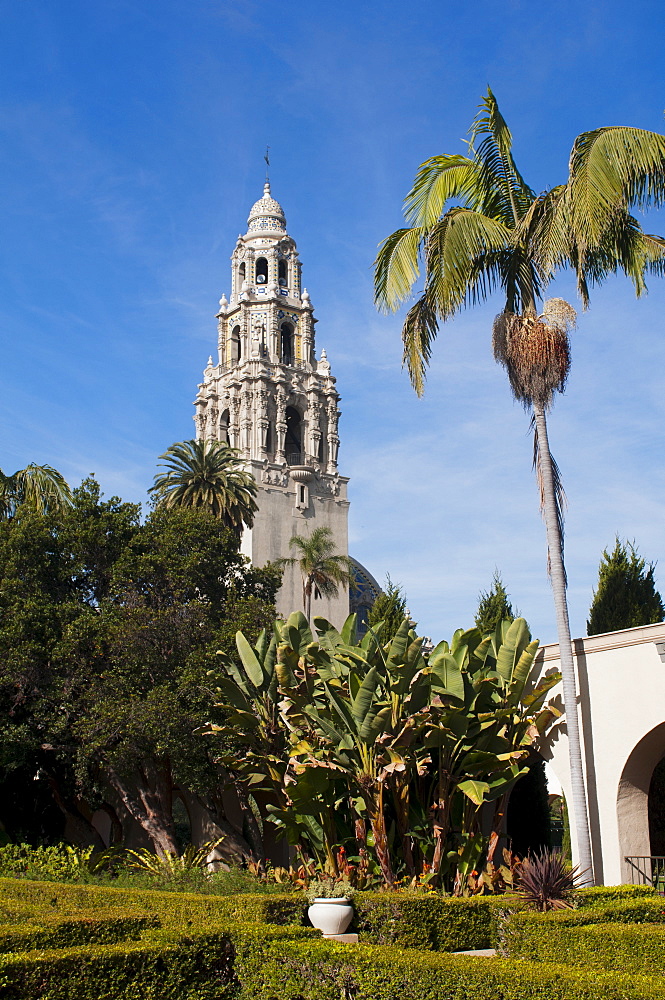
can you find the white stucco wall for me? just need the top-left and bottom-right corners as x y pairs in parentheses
(242, 459), (350, 628)
(533, 621), (665, 885)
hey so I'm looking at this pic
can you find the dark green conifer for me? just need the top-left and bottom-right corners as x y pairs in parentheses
(367, 575), (408, 642)
(475, 570), (516, 636)
(587, 538), (664, 636)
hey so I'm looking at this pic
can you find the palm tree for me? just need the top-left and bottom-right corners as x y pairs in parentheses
(0, 463), (72, 520)
(150, 439), (258, 532)
(374, 89), (665, 884)
(284, 526), (352, 621)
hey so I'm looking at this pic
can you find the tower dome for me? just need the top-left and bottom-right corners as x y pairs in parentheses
(246, 181), (286, 234)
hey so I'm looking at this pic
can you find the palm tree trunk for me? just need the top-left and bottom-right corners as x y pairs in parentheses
(532, 402), (594, 884)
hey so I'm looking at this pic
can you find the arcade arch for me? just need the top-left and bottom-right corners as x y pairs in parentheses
(617, 721), (665, 880)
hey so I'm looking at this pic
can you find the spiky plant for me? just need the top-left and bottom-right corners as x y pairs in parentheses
(515, 849), (584, 911)
(127, 841), (221, 879)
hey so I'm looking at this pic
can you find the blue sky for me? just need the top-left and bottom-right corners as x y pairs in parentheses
(1, 0), (665, 645)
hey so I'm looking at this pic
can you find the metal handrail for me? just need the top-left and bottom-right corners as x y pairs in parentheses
(286, 453), (309, 467)
(624, 855), (665, 892)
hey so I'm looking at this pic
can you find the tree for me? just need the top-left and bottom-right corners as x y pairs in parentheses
(0, 463), (72, 520)
(150, 439), (258, 532)
(587, 538), (664, 636)
(0, 478), (280, 856)
(285, 526), (352, 621)
(475, 570), (516, 636)
(373, 90), (664, 884)
(367, 574), (408, 641)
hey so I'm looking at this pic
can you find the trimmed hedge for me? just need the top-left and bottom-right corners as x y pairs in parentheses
(508, 919), (665, 977)
(0, 913), (158, 953)
(235, 936), (665, 1000)
(576, 884), (658, 907)
(352, 892), (523, 951)
(0, 876), (304, 927)
(0, 923), (315, 1000)
(504, 895), (665, 957)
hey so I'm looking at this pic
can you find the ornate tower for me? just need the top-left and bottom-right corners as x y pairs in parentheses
(193, 182), (350, 624)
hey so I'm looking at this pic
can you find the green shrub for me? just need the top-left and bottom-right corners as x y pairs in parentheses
(353, 892), (525, 950)
(0, 876), (305, 927)
(235, 936), (665, 1000)
(504, 897), (665, 961)
(0, 913), (158, 953)
(0, 923), (315, 1000)
(576, 883), (658, 906)
(507, 919), (665, 977)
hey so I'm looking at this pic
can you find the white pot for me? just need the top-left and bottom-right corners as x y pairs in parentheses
(307, 897), (354, 935)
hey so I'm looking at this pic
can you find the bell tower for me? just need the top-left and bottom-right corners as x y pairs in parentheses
(193, 182), (350, 624)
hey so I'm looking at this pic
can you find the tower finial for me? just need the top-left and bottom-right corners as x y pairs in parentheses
(264, 145), (270, 186)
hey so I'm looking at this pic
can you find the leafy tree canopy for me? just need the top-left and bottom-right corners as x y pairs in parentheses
(587, 537), (664, 636)
(0, 477), (280, 852)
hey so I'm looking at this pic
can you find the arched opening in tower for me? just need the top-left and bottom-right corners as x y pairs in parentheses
(238, 261), (246, 284)
(231, 325), (241, 362)
(220, 409), (230, 445)
(278, 259), (287, 286)
(280, 323), (293, 365)
(285, 407), (302, 464)
(256, 257), (268, 285)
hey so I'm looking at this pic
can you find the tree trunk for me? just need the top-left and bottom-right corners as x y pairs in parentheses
(175, 787), (255, 865)
(365, 783), (394, 886)
(106, 757), (179, 857)
(532, 402), (594, 884)
(46, 776), (106, 850)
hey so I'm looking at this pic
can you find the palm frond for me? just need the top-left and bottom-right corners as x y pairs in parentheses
(401, 292), (440, 396)
(374, 226), (427, 312)
(403, 154), (478, 227)
(469, 87), (536, 225)
(10, 464), (73, 516)
(567, 125), (665, 244)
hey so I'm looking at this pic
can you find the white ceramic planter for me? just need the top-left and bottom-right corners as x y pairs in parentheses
(307, 898), (354, 935)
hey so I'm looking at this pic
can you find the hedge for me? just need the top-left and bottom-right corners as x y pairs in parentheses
(503, 895), (665, 957)
(0, 876), (304, 927)
(235, 936), (665, 1000)
(352, 892), (524, 951)
(509, 919), (665, 977)
(0, 923), (315, 1000)
(0, 913), (158, 953)
(576, 884), (658, 906)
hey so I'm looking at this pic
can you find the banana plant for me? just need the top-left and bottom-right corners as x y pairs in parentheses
(206, 611), (561, 890)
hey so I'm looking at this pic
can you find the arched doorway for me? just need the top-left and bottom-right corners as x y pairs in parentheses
(649, 757), (665, 859)
(617, 721), (665, 883)
(506, 754), (552, 858)
(285, 406), (302, 463)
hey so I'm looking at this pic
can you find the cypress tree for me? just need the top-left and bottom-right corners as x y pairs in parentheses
(367, 575), (408, 642)
(587, 538), (664, 636)
(475, 570), (516, 636)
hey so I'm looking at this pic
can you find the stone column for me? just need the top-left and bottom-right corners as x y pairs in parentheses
(275, 390), (287, 464)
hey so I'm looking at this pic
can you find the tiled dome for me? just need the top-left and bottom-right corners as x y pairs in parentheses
(247, 182), (286, 233)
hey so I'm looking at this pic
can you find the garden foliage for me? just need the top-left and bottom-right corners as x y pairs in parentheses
(208, 611), (561, 891)
(0, 479), (281, 857)
(0, 878), (664, 1000)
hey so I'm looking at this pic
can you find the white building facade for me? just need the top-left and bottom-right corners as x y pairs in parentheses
(193, 182), (352, 625)
(534, 621), (665, 885)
